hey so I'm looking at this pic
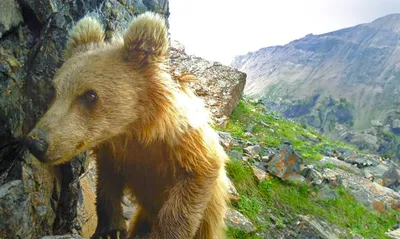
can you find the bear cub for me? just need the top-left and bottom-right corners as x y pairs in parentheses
(26, 12), (229, 239)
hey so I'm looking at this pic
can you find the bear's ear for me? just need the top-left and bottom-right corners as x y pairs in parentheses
(64, 16), (105, 58)
(123, 12), (168, 64)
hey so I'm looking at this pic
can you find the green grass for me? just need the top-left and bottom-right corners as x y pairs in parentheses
(222, 99), (399, 238)
(226, 159), (399, 239)
(220, 99), (356, 162)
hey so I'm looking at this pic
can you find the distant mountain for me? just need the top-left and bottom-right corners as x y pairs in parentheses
(231, 14), (400, 159)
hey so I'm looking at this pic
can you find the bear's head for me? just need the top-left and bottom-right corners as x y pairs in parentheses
(26, 12), (170, 164)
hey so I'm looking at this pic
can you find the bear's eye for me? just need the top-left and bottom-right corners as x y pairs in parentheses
(81, 90), (98, 108)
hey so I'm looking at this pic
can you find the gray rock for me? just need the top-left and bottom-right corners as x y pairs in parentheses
(225, 208), (256, 233)
(267, 144), (302, 180)
(392, 119), (400, 131)
(334, 167), (400, 211)
(169, 41), (246, 123)
(227, 179), (240, 202)
(302, 165), (323, 186)
(0, 1), (169, 238)
(244, 144), (262, 157)
(228, 150), (243, 160)
(336, 147), (357, 161)
(0, 0), (23, 37)
(297, 215), (343, 239)
(383, 165), (400, 188)
(319, 157), (362, 175)
(321, 168), (341, 187)
(216, 131), (235, 149)
(387, 228), (400, 239)
(252, 166), (267, 182)
(362, 163), (389, 181)
(243, 132), (254, 138)
(317, 185), (339, 201)
(344, 154), (379, 168)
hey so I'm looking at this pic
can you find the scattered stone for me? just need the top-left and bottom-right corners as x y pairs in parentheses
(317, 185), (339, 201)
(217, 131), (235, 149)
(297, 215), (343, 239)
(334, 167), (400, 211)
(383, 165), (400, 188)
(344, 154), (379, 168)
(243, 132), (254, 138)
(319, 157), (362, 175)
(362, 163), (389, 181)
(267, 144), (302, 180)
(302, 165), (323, 186)
(228, 149), (243, 160)
(225, 208), (256, 233)
(321, 146), (335, 157)
(252, 166), (268, 182)
(336, 148), (357, 161)
(386, 228), (400, 239)
(261, 155), (273, 163)
(227, 179), (240, 202)
(321, 168), (341, 186)
(363, 170), (375, 181)
(263, 147), (277, 159)
(244, 145), (262, 157)
(242, 156), (250, 162)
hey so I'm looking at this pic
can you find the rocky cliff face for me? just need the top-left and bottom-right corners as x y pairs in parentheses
(0, 1), (246, 238)
(0, 1), (169, 238)
(169, 40), (246, 127)
(231, 14), (400, 160)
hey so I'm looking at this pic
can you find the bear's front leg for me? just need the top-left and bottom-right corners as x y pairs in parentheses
(91, 148), (127, 239)
(149, 174), (217, 239)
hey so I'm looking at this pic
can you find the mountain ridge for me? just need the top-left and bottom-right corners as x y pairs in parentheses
(231, 13), (400, 160)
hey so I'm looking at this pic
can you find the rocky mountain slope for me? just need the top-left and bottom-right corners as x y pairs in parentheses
(1, 1), (399, 239)
(231, 14), (400, 160)
(219, 98), (400, 239)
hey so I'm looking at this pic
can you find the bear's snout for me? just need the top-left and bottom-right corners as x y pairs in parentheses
(26, 128), (49, 162)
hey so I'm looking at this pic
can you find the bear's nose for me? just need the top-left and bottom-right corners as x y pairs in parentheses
(26, 129), (49, 162)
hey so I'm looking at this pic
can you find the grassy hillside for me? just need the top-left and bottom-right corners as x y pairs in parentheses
(219, 99), (399, 239)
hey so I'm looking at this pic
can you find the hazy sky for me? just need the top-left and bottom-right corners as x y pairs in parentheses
(169, 0), (400, 65)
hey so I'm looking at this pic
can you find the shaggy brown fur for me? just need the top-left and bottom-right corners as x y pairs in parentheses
(28, 12), (229, 239)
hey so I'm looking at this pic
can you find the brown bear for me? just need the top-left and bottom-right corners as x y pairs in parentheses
(25, 12), (229, 239)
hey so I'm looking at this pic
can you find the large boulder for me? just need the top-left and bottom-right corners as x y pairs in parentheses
(337, 168), (400, 212)
(169, 40), (246, 126)
(266, 143), (302, 180)
(0, 1), (169, 238)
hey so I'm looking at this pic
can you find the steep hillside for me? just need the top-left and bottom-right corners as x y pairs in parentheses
(231, 14), (400, 160)
(220, 98), (400, 239)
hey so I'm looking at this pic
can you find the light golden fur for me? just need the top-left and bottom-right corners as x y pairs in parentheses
(29, 12), (229, 239)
